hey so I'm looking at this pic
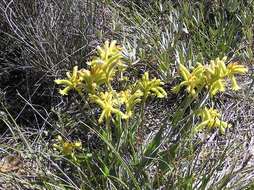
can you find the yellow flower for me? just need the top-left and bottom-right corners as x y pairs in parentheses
(90, 91), (126, 123)
(138, 72), (167, 99)
(53, 135), (82, 156)
(54, 66), (83, 95)
(79, 68), (106, 94)
(90, 89), (144, 122)
(227, 62), (248, 91)
(173, 57), (248, 97)
(205, 57), (228, 96)
(227, 62), (248, 74)
(172, 63), (205, 96)
(209, 79), (226, 96)
(88, 40), (126, 85)
(205, 57), (248, 94)
(206, 57), (228, 78)
(62, 142), (75, 155)
(119, 89), (143, 118)
(195, 107), (231, 134)
(97, 40), (122, 61)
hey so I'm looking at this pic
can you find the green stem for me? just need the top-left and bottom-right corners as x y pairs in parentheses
(106, 118), (112, 142)
(77, 90), (97, 124)
(140, 98), (146, 131)
(137, 96), (147, 152)
(106, 80), (113, 92)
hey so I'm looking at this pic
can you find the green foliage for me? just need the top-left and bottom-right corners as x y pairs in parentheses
(53, 40), (251, 190)
(110, 0), (254, 80)
(2, 1), (254, 189)
(54, 41), (167, 189)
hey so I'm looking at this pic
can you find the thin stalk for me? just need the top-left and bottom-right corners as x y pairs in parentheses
(2, 103), (33, 154)
(140, 98), (146, 131)
(106, 118), (112, 143)
(137, 97), (147, 151)
(80, 121), (141, 190)
(245, 65), (254, 98)
(77, 90), (97, 124)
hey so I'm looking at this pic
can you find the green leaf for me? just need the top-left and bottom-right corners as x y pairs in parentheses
(137, 125), (164, 170)
(103, 164), (110, 177)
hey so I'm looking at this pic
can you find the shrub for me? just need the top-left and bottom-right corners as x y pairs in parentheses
(53, 41), (250, 189)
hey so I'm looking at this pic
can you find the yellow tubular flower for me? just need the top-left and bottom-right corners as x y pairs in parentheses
(75, 41), (127, 94)
(205, 57), (228, 96)
(227, 62), (248, 74)
(209, 79), (225, 96)
(90, 91), (126, 123)
(62, 142), (75, 155)
(205, 58), (248, 95)
(88, 40), (126, 86)
(206, 57), (228, 78)
(227, 62), (248, 91)
(55, 66), (83, 95)
(138, 72), (167, 99)
(53, 135), (82, 156)
(119, 89), (143, 119)
(172, 63), (205, 96)
(215, 56), (228, 77)
(79, 67), (106, 94)
(97, 40), (122, 60)
(229, 76), (240, 90)
(195, 107), (231, 134)
(179, 63), (191, 81)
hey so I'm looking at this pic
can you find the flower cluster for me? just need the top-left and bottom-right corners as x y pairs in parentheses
(172, 63), (205, 96)
(55, 41), (125, 95)
(54, 66), (84, 95)
(195, 107), (231, 134)
(173, 57), (248, 133)
(137, 72), (167, 99)
(89, 91), (127, 123)
(119, 89), (143, 119)
(55, 41), (167, 124)
(172, 57), (248, 96)
(53, 136), (82, 157)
